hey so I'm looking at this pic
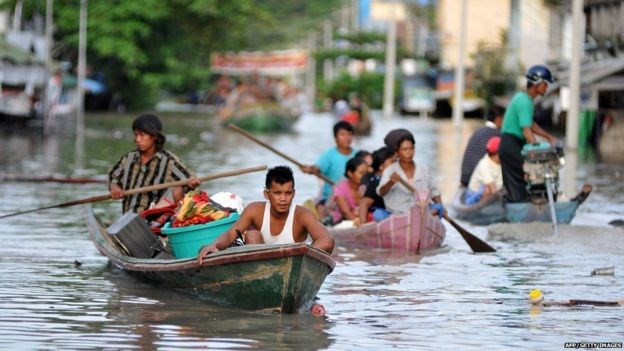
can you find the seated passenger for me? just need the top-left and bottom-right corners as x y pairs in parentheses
(464, 136), (503, 205)
(358, 146), (396, 225)
(326, 156), (369, 225)
(377, 129), (445, 217)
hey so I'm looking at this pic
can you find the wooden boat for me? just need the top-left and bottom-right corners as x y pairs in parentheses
(327, 203), (446, 253)
(451, 184), (592, 225)
(505, 198), (587, 224)
(221, 103), (300, 132)
(86, 207), (335, 313)
(450, 187), (506, 225)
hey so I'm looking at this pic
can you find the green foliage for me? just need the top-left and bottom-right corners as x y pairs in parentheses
(335, 31), (386, 45)
(471, 29), (519, 107)
(319, 72), (399, 109)
(2, 0), (345, 110)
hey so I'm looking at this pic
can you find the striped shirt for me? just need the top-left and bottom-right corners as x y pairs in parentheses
(377, 161), (440, 215)
(108, 149), (195, 214)
(459, 121), (499, 186)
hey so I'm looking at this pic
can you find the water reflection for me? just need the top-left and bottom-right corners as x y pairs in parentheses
(1, 112), (623, 349)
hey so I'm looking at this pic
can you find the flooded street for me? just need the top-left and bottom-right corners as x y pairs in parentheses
(1, 111), (623, 350)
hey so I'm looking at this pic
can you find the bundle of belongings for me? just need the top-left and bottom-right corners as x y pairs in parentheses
(141, 190), (244, 233)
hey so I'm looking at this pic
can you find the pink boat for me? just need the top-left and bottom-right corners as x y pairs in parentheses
(327, 204), (446, 253)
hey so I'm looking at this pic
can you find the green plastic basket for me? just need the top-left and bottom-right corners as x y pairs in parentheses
(161, 213), (240, 258)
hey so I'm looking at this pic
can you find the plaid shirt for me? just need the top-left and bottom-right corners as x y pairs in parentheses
(108, 149), (194, 214)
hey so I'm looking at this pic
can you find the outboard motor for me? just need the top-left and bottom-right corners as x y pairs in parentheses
(521, 142), (565, 203)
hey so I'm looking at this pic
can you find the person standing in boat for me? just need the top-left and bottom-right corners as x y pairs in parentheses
(196, 166), (335, 264)
(377, 129), (445, 217)
(499, 65), (558, 203)
(459, 105), (504, 187)
(300, 121), (359, 220)
(108, 114), (200, 214)
(464, 136), (503, 205)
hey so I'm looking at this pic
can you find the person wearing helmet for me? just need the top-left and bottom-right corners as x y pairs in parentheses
(499, 65), (558, 203)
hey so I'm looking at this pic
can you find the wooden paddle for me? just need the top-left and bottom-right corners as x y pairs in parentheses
(396, 177), (496, 253)
(227, 123), (335, 185)
(0, 174), (107, 184)
(0, 165), (267, 219)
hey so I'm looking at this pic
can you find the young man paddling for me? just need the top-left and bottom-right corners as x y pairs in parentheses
(108, 114), (200, 214)
(196, 166), (334, 264)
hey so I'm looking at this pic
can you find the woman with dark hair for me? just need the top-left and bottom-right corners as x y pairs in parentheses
(357, 146), (396, 225)
(325, 156), (369, 225)
(377, 129), (445, 217)
(108, 114), (200, 214)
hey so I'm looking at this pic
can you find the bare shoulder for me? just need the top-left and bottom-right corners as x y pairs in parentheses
(294, 205), (316, 220)
(242, 201), (265, 216)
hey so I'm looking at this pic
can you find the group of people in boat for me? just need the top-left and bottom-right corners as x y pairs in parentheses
(332, 92), (372, 136)
(207, 73), (306, 121)
(106, 113), (335, 259)
(107, 64), (563, 260)
(298, 121), (445, 228)
(459, 64), (561, 206)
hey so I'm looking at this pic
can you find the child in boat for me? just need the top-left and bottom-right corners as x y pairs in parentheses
(464, 136), (503, 205)
(377, 129), (445, 217)
(358, 146), (396, 225)
(326, 156), (370, 225)
(300, 121), (359, 222)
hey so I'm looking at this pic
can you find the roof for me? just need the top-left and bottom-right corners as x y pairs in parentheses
(0, 36), (44, 65)
(555, 57), (624, 87)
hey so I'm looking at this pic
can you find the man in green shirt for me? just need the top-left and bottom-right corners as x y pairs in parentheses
(499, 65), (558, 202)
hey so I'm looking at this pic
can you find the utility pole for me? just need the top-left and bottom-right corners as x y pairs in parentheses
(75, 0), (87, 169)
(566, 0), (583, 150)
(306, 32), (317, 112)
(452, 0), (467, 128)
(44, 0), (53, 125)
(323, 20), (333, 83)
(382, 8), (397, 120)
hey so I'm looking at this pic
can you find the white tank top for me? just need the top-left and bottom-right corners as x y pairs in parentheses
(260, 202), (296, 245)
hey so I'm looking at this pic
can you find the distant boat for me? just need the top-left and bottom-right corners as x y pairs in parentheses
(220, 103), (300, 132)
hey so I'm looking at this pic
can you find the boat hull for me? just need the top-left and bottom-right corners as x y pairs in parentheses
(328, 204), (445, 253)
(226, 105), (299, 132)
(505, 200), (582, 224)
(86, 208), (335, 313)
(450, 188), (506, 225)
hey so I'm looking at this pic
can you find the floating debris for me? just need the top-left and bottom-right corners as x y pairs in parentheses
(591, 266), (615, 276)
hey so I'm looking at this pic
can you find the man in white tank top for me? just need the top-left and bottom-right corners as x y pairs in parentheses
(197, 166), (335, 264)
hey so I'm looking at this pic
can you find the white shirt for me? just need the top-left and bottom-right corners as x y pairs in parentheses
(377, 161), (440, 214)
(259, 202), (296, 245)
(468, 155), (503, 192)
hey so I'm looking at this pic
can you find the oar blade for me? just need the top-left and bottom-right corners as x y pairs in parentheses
(444, 215), (496, 253)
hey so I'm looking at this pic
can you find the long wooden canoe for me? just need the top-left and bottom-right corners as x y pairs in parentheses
(327, 203), (446, 253)
(86, 207), (335, 313)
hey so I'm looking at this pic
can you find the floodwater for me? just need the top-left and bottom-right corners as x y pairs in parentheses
(0, 111), (622, 350)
